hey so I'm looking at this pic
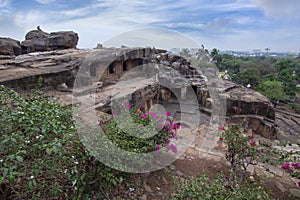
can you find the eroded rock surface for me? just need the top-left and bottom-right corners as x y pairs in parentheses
(223, 80), (277, 139)
(21, 29), (79, 54)
(0, 38), (22, 56)
(0, 49), (89, 90)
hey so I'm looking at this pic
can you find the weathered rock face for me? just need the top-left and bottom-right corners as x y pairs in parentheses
(224, 81), (275, 120)
(155, 52), (210, 107)
(0, 49), (89, 90)
(223, 81), (277, 139)
(21, 30), (79, 54)
(0, 38), (22, 56)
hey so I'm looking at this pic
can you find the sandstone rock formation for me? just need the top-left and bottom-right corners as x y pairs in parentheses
(0, 44), (283, 139)
(0, 49), (89, 90)
(21, 28), (79, 53)
(0, 38), (22, 56)
(223, 81), (277, 139)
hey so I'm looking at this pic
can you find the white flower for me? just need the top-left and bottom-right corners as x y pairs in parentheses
(25, 140), (30, 144)
(0, 159), (3, 162)
(35, 135), (42, 139)
(30, 176), (34, 179)
(64, 169), (68, 173)
(74, 161), (79, 165)
(72, 180), (77, 186)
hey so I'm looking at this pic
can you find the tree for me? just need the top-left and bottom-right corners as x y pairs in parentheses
(275, 59), (294, 72)
(179, 48), (192, 59)
(196, 44), (209, 62)
(257, 80), (286, 101)
(210, 48), (219, 60)
(221, 58), (242, 74)
(231, 68), (261, 88)
(278, 68), (297, 98)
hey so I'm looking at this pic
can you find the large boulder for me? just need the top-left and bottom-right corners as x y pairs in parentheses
(0, 37), (22, 56)
(224, 80), (277, 139)
(21, 29), (79, 53)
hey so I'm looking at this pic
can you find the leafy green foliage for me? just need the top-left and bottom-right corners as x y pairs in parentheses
(213, 55), (300, 100)
(278, 68), (298, 97)
(100, 109), (179, 153)
(232, 68), (261, 88)
(171, 174), (271, 200)
(256, 80), (286, 101)
(289, 103), (300, 114)
(0, 85), (126, 199)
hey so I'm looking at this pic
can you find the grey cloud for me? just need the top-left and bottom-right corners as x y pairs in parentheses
(252, 0), (300, 19)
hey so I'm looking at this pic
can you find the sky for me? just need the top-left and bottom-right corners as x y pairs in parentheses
(0, 0), (300, 52)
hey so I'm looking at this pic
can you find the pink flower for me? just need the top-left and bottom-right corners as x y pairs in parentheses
(250, 141), (257, 146)
(112, 114), (118, 117)
(292, 163), (300, 169)
(99, 121), (103, 126)
(155, 145), (160, 151)
(226, 121), (232, 125)
(173, 123), (180, 130)
(149, 112), (157, 118)
(171, 144), (177, 153)
(288, 168), (294, 173)
(219, 137), (224, 141)
(166, 112), (171, 117)
(167, 123), (172, 131)
(258, 149), (262, 154)
(219, 126), (225, 131)
(171, 131), (176, 138)
(167, 143), (171, 151)
(141, 105), (145, 109)
(248, 135), (254, 139)
(125, 102), (132, 108)
(298, 182), (300, 187)
(281, 163), (290, 170)
(158, 123), (163, 128)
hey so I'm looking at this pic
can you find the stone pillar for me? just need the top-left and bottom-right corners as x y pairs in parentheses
(181, 85), (187, 100)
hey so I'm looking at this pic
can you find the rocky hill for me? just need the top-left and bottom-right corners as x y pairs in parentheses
(0, 28), (292, 140)
(0, 29), (299, 199)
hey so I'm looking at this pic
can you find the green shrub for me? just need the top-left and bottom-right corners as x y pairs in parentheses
(289, 103), (300, 114)
(171, 174), (271, 200)
(0, 85), (125, 199)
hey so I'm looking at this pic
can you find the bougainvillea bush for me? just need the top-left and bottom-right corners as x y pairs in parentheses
(219, 122), (259, 184)
(98, 103), (180, 154)
(0, 86), (134, 199)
